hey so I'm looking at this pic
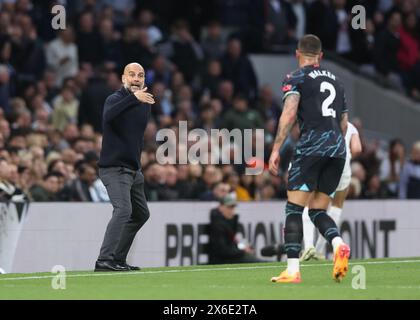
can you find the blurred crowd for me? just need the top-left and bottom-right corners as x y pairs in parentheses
(0, 0), (419, 203)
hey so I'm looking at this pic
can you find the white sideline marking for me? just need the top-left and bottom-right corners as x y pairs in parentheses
(0, 259), (419, 282)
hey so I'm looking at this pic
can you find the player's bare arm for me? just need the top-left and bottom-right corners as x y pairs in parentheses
(350, 132), (362, 157)
(340, 112), (348, 136)
(269, 93), (300, 175)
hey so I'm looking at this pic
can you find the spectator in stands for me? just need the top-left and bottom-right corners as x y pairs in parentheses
(217, 80), (235, 111)
(12, 14), (46, 80)
(45, 27), (79, 86)
(224, 171), (252, 201)
(374, 11), (403, 88)
(161, 20), (204, 83)
(220, 94), (264, 132)
(195, 103), (219, 135)
(194, 165), (222, 199)
(256, 84), (281, 122)
(361, 174), (388, 199)
(200, 181), (231, 201)
(201, 59), (223, 99)
(102, 0), (135, 28)
(176, 165), (197, 200)
(98, 18), (123, 70)
(30, 93), (52, 115)
(76, 11), (103, 67)
(137, 9), (163, 46)
(332, 0), (352, 58)
(399, 141), (420, 199)
(29, 172), (62, 202)
(161, 165), (180, 201)
(146, 55), (173, 88)
(68, 162), (101, 202)
(144, 162), (167, 201)
(51, 85), (79, 131)
(258, 182), (277, 200)
(41, 69), (59, 102)
(0, 64), (12, 115)
(150, 81), (173, 120)
(397, 12), (419, 73)
(16, 164), (32, 198)
(351, 161), (367, 187)
(201, 20), (226, 60)
(0, 156), (26, 202)
(350, 18), (376, 67)
(208, 193), (265, 264)
(380, 138), (406, 197)
(263, 0), (295, 51)
(221, 37), (258, 100)
(289, 0), (307, 41)
(306, 0), (332, 48)
(0, 118), (10, 141)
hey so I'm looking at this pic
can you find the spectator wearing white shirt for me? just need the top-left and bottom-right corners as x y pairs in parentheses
(45, 27), (79, 86)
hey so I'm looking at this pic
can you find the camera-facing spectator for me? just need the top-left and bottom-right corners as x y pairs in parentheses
(0, 157), (27, 201)
(399, 141), (420, 199)
(29, 171), (62, 202)
(51, 85), (79, 131)
(200, 181), (231, 201)
(68, 162), (103, 202)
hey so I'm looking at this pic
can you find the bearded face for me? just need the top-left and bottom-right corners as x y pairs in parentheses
(122, 65), (145, 93)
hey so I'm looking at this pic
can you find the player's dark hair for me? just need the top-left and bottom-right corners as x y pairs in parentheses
(298, 34), (322, 56)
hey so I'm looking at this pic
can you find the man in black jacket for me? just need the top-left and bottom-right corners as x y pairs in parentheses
(208, 193), (264, 264)
(95, 62), (155, 272)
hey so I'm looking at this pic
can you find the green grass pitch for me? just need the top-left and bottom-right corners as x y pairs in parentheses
(0, 258), (419, 300)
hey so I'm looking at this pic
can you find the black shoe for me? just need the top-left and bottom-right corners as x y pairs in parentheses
(260, 244), (285, 261)
(94, 260), (130, 272)
(260, 245), (277, 257)
(118, 262), (141, 271)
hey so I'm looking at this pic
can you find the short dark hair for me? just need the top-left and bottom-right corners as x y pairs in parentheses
(298, 34), (322, 56)
(43, 172), (63, 181)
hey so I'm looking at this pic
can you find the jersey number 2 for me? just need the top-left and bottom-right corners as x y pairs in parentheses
(320, 81), (336, 118)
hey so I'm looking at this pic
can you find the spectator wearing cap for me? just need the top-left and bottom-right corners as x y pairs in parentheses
(208, 193), (265, 264)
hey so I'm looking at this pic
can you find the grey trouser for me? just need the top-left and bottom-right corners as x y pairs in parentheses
(97, 166), (150, 262)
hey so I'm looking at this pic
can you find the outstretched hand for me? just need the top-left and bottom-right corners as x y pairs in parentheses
(134, 87), (155, 104)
